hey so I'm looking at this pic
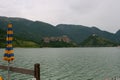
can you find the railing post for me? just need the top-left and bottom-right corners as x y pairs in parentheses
(34, 63), (40, 80)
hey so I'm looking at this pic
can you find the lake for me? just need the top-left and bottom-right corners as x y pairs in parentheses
(0, 47), (120, 80)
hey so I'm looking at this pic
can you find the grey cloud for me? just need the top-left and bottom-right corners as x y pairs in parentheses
(0, 0), (120, 33)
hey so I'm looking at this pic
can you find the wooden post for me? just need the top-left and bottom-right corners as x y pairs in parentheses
(34, 64), (40, 80)
(0, 63), (40, 79)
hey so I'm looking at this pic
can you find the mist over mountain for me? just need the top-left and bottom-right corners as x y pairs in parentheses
(0, 16), (120, 44)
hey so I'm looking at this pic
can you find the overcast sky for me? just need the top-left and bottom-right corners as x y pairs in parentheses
(0, 0), (120, 33)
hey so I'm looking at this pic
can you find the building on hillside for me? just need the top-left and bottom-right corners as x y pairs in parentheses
(92, 34), (97, 36)
(43, 37), (50, 43)
(43, 35), (71, 43)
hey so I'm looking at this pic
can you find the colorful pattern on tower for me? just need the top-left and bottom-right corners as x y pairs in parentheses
(3, 23), (14, 61)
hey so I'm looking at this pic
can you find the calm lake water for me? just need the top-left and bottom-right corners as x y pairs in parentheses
(0, 47), (120, 80)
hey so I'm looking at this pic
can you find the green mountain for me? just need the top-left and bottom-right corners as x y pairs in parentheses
(56, 24), (115, 43)
(0, 16), (63, 43)
(0, 29), (6, 47)
(80, 35), (118, 47)
(114, 30), (120, 42)
(0, 16), (120, 45)
(13, 39), (40, 48)
(0, 29), (40, 48)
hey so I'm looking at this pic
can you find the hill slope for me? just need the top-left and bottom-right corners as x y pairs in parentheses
(0, 29), (40, 48)
(0, 29), (6, 47)
(0, 16), (63, 43)
(114, 30), (120, 42)
(80, 35), (117, 47)
(56, 24), (115, 43)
